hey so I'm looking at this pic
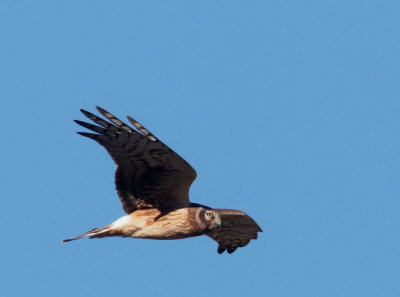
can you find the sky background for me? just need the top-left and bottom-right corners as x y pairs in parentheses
(1, 1), (399, 297)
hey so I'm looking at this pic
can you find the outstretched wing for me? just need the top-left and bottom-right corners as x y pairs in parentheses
(206, 209), (262, 254)
(75, 106), (197, 214)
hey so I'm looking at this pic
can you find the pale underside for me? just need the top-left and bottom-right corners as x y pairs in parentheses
(110, 208), (205, 240)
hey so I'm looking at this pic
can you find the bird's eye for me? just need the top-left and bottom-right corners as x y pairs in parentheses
(206, 212), (213, 218)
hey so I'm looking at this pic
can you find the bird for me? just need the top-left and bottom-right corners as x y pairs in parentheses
(63, 106), (262, 254)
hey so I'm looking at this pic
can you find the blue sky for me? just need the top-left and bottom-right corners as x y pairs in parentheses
(1, 1), (399, 296)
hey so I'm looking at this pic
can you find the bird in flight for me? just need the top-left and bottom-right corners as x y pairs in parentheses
(63, 107), (262, 254)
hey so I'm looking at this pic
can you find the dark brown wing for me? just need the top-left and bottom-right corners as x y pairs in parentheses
(75, 106), (197, 214)
(206, 209), (262, 254)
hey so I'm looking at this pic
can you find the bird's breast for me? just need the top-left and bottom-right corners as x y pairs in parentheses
(128, 208), (203, 239)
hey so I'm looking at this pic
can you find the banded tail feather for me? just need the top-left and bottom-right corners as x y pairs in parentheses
(62, 224), (113, 242)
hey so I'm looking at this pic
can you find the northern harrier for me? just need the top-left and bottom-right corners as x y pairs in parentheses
(63, 107), (262, 254)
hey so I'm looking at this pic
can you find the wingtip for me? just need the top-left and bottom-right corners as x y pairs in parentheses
(76, 131), (95, 138)
(217, 246), (226, 254)
(95, 106), (106, 113)
(217, 247), (237, 254)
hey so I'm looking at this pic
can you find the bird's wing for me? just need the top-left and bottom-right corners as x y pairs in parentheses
(206, 209), (262, 254)
(75, 106), (197, 214)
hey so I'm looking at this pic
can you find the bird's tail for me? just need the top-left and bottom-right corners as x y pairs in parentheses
(62, 224), (115, 242)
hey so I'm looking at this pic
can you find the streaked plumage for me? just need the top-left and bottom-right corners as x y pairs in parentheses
(63, 107), (262, 254)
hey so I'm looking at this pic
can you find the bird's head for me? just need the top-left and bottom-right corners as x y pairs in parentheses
(202, 209), (222, 230)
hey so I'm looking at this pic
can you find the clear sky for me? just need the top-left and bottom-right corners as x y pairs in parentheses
(1, 1), (399, 297)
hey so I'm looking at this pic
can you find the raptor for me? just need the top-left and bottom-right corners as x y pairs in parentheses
(63, 107), (262, 254)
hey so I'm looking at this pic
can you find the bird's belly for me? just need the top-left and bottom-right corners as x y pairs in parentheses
(132, 222), (201, 240)
(128, 208), (202, 240)
(112, 208), (203, 240)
